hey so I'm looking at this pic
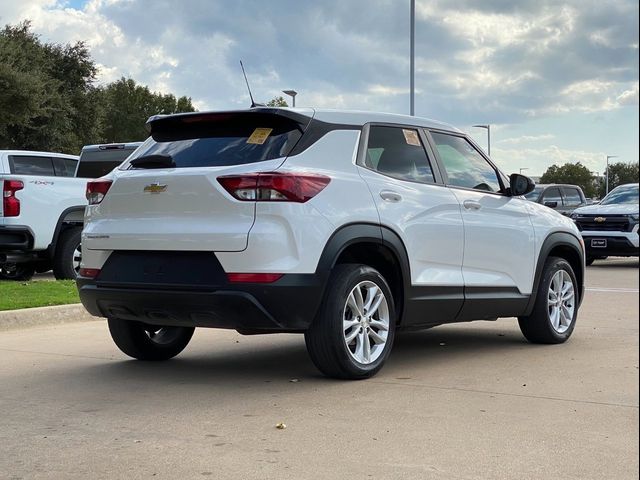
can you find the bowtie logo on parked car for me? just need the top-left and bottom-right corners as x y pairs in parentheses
(143, 183), (167, 194)
(594, 217), (607, 223)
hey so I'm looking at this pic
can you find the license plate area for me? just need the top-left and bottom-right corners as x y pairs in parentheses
(591, 238), (607, 248)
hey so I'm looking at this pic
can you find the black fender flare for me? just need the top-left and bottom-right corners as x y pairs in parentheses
(524, 231), (585, 316)
(315, 222), (412, 315)
(47, 206), (85, 258)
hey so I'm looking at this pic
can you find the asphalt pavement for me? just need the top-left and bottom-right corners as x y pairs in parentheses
(1, 258), (638, 479)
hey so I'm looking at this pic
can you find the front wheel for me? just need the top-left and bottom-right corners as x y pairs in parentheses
(518, 257), (578, 344)
(108, 318), (195, 361)
(304, 264), (396, 379)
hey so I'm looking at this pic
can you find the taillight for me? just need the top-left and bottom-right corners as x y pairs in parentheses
(227, 273), (283, 283)
(86, 179), (112, 205)
(2, 180), (24, 217)
(217, 172), (330, 203)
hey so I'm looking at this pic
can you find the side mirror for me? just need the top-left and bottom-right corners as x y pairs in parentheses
(544, 201), (558, 208)
(509, 173), (535, 196)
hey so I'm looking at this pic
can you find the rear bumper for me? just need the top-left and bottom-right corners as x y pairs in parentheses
(0, 225), (33, 251)
(77, 274), (326, 331)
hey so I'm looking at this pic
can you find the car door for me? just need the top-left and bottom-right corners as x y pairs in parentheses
(426, 129), (535, 320)
(356, 124), (465, 326)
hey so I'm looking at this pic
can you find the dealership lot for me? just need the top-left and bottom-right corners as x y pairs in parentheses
(0, 258), (637, 480)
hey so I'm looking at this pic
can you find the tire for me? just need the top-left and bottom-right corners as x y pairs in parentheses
(518, 256), (578, 344)
(304, 264), (396, 379)
(53, 227), (82, 280)
(0, 263), (36, 281)
(108, 318), (195, 361)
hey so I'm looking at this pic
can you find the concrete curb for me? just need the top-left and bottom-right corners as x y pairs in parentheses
(0, 304), (99, 332)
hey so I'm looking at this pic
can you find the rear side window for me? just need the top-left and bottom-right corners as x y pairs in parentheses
(561, 187), (582, 206)
(127, 113), (304, 169)
(363, 126), (435, 183)
(9, 156), (55, 176)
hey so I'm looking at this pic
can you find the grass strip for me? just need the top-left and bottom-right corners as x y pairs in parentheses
(0, 280), (80, 311)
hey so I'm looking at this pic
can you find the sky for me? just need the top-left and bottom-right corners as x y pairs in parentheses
(1, 0), (638, 176)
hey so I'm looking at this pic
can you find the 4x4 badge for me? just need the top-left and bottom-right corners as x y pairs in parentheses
(144, 183), (167, 194)
(594, 217), (606, 222)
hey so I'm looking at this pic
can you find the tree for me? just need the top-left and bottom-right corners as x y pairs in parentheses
(0, 22), (196, 153)
(98, 77), (196, 143)
(600, 162), (639, 197)
(266, 96), (288, 107)
(539, 162), (597, 198)
(0, 21), (99, 153)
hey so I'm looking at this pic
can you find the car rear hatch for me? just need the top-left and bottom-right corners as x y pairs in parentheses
(83, 109), (314, 252)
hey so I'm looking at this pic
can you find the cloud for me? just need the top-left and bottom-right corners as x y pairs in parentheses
(497, 134), (556, 145)
(492, 144), (609, 176)
(0, 0), (637, 122)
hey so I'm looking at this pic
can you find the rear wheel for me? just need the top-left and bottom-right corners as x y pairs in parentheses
(518, 257), (578, 344)
(304, 264), (396, 379)
(53, 227), (82, 280)
(0, 263), (35, 281)
(108, 318), (195, 361)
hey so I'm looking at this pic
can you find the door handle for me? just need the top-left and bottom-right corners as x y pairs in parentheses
(380, 190), (402, 203)
(463, 199), (482, 210)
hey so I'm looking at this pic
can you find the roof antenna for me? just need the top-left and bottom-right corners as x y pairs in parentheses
(240, 60), (264, 108)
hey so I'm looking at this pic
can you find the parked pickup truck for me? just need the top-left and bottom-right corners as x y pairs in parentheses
(1, 144), (141, 280)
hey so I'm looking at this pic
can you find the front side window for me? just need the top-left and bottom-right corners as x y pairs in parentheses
(429, 132), (501, 192)
(8, 156), (55, 176)
(364, 126), (435, 183)
(52, 157), (78, 177)
(562, 187), (582, 206)
(541, 187), (562, 206)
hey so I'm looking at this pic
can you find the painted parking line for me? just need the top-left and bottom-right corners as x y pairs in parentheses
(586, 287), (639, 293)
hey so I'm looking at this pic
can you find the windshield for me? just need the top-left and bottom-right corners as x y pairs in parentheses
(524, 186), (543, 200)
(600, 185), (639, 205)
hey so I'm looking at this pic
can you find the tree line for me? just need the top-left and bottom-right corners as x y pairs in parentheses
(0, 22), (195, 155)
(539, 161), (638, 199)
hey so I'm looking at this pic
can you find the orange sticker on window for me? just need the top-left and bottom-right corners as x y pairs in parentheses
(402, 129), (421, 146)
(247, 128), (273, 145)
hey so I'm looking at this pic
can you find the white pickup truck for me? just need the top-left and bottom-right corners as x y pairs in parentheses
(1, 144), (141, 280)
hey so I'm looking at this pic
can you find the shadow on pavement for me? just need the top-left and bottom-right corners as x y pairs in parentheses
(72, 324), (531, 390)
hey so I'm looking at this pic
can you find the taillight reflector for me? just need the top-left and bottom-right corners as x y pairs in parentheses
(227, 273), (283, 283)
(218, 172), (330, 203)
(86, 179), (113, 205)
(79, 268), (101, 278)
(2, 180), (24, 217)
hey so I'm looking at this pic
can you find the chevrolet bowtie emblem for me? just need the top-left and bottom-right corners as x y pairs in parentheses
(144, 183), (167, 194)
(594, 217), (606, 223)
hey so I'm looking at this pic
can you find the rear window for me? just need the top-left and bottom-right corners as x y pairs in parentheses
(76, 146), (139, 178)
(126, 113), (304, 169)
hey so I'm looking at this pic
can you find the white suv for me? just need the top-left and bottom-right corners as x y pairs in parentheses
(77, 108), (585, 379)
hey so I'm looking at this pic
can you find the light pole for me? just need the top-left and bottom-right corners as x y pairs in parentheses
(519, 168), (529, 174)
(410, 0), (415, 116)
(282, 90), (297, 107)
(472, 124), (491, 156)
(605, 155), (617, 194)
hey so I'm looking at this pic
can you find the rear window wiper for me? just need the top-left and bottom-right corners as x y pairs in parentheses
(129, 154), (176, 169)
